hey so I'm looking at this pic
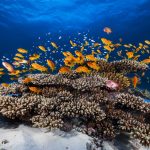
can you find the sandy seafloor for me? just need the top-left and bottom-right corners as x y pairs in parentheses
(0, 118), (149, 150)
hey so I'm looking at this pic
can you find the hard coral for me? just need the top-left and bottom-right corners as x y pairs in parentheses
(0, 59), (149, 147)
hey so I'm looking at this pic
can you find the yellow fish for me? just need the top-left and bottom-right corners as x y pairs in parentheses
(23, 77), (33, 84)
(139, 43), (143, 47)
(70, 40), (77, 47)
(0, 68), (4, 71)
(59, 66), (71, 74)
(0, 72), (5, 75)
(31, 63), (48, 72)
(29, 86), (41, 94)
(15, 53), (24, 58)
(135, 47), (141, 53)
(103, 27), (112, 34)
(51, 42), (58, 49)
(93, 43), (100, 47)
(133, 55), (140, 61)
(105, 54), (109, 60)
(142, 72), (145, 77)
(75, 66), (91, 74)
(47, 59), (55, 71)
(124, 44), (131, 48)
(64, 56), (75, 67)
(86, 54), (98, 61)
(13, 57), (22, 61)
(126, 52), (134, 59)
(2, 62), (15, 72)
(38, 46), (46, 52)
(97, 49), (102, 54)
(92, 50), (97, 55)
(101, 38), (112, 45)
(22, 69), (28, 73)
(75, 51), (84, 64)
(29, 54), (40, 61)
(18, 48), (28, 54)
(10, 77), (18, 80)
(87, 62), (100, 71)
(80, 46), (84, 51)
(12, 61), (21, 67)
(9, 70), (20, 76)
(75, 50), (83, 57)
(132, 76), (139, 88)
(84, 41), (89, 46)
(75, 56), (84, 64)
(62, 51), (73, 57)
(18, 59), (29, 64)
(1, 83), (9, 87)
(104, 45), (114, 51)
(141, 58), (150, 64)
(145, 40), (150, 45)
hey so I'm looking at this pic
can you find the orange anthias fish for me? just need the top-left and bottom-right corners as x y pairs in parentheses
(51, 42), (58, 49)
(75, 50), (83, 57)
(80, 46), (84, 51)
(29, 54), (40, 61)
(104, 45), (114, 51)
(13, 57), (22, 61)
(97, 49), (102, 54)
(29, 86), (41, 94)
(87, 62), (100, 71)
(145, 40), (150, 45)
(23, 77), (33, 84)
(105, 54), (109, 60)
(133, 55), (140, 61)
(70, 40), (77, 47)
(75, 66), (91, 74)
(93, 43), (100, 47)
(2, 62), (15, 72)
(124, 44), (131, 48)
(17, 48), (28, 54)
(31, 63), (48, 72)
(0, 72), (5, 75)
(62, 51), (74, 57)
(132, 76), (139, 88)
(75, 51), (84, 64)
(18, 59), (29, 64)
(84, 41), (89, 46)
(141, 58), (150, 64)
(86, 54), (98, 61)
(1, 83), (9, 87)
(47, 59), (55, 71)
(64, 55), (76, 67)
(75, 56), (84, 64)
(126, 52), (134, 59)
(103, 27), (112, 34)
(9, 70), (20, 76)
(12, 61), (20, 67)
(15, 53), (24, 58)
(0, 68), (4, 71)
(59, 66), (71, 74)
(101, 38), (112, 45)
(38, 46), (46, 52)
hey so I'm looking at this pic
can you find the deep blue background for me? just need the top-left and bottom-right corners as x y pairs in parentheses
(0, 0), (150, 89)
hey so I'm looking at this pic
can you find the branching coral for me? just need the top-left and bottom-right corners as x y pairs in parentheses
(110, 59), (149, 73)
(0, 59), (149, 147)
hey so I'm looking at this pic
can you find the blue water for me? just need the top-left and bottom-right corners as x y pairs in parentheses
(0, 0), (150, 90)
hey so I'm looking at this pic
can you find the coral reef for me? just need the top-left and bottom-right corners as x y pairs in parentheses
(0, 59), (149, 147)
